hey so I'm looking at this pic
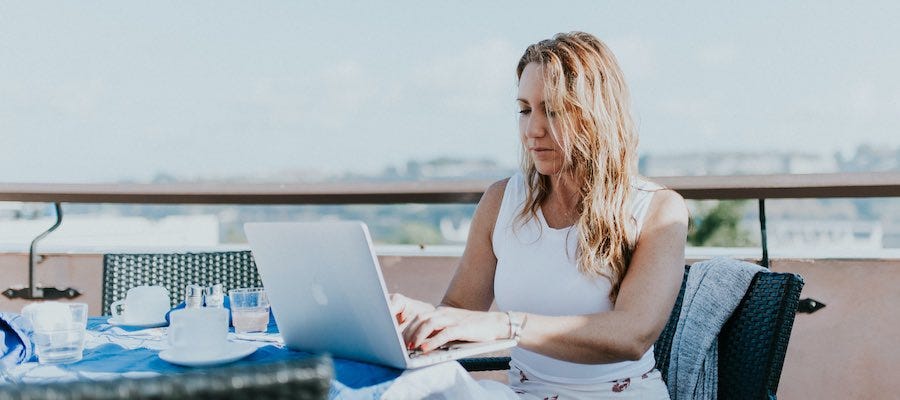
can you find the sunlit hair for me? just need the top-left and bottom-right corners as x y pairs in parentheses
(516, 31), (639, 302)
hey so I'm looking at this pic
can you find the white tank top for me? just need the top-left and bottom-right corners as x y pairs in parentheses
(492, 172), (661, 385)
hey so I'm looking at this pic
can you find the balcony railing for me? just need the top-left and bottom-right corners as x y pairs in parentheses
(5, 172), (900, 279)
(3, 172), (900, 204)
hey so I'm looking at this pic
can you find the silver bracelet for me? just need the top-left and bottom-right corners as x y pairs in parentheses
(505, 311), (513, 339)
(506, 311), (527, 342)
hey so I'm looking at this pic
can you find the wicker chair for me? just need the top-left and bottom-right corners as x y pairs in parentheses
(0, 354), (332, 400)
(102, 251), (262, 314)
(459, 265), (805, 399)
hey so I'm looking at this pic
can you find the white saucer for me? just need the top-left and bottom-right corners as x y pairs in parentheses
(158, 342), (257, 367)
(108, 316), (168, 329)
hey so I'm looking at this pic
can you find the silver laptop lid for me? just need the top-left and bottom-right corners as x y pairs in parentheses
(244, 221), (409, 369)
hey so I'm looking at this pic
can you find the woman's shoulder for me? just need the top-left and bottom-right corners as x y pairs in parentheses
(629, 176), (686, 212)
(644, 187), (689, 227)
(481, 177), (513, 207)
(484, 171), (527, 200)
(470, 177), (515, 239)
(630, 176), (664, 192)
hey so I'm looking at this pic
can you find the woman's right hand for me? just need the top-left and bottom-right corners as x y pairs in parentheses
(388, 293), (436, 331)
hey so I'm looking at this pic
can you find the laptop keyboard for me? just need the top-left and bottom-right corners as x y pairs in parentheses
(408, 349), (426, 359)
(407, 341), (464, 358)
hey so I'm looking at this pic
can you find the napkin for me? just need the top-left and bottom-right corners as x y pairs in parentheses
(164, 296), (276, 329)
(0, 312), (35, 367)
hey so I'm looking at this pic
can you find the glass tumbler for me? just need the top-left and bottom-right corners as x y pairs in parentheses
(228, 288), (269, 333)
(23, 302), (88, 364)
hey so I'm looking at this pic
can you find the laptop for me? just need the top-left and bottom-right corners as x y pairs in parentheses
(244, 221), (517, 369)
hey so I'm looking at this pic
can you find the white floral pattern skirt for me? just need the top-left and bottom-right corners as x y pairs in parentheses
(379, 361), (670, 400)
(507, 364), (670, 400)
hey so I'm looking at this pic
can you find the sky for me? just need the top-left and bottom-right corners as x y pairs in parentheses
(2, 1), (900, 183)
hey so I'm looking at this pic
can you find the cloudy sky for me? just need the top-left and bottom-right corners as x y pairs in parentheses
(2, 1), (899, 183)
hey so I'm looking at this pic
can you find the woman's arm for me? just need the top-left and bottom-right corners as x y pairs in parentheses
(438, 178), (508, 311)
(395, 179), (509, 344)
(406, 189), (688, 363)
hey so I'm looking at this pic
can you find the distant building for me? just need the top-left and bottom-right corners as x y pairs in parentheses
(640, 152), (838, 176)
(0, 202), (24, 219)
(836, 145), (900, 172)
(767, 220), (883, 252)
(0, 202), (46, 220)
(397, 158), (515, 180)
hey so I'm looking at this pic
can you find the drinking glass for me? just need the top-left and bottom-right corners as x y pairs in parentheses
(229, 288), (269, 333)
(23, 302), (88, 364)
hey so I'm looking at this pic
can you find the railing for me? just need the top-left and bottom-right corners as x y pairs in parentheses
(4, 172), (900, 204)
(3, 172), (900, 300)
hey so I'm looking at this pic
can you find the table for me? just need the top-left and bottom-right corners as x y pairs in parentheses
(0, 317), (403, 399)
(0, 316), (506, 399)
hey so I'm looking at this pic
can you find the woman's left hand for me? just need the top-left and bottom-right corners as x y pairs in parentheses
(402, 307), (509, 353)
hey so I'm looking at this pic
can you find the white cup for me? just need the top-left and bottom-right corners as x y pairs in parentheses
(110, 285), (171, 324)
(167, 307), (229, 358)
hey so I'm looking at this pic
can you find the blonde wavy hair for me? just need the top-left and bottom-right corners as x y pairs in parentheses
(516, 31), (639, 302)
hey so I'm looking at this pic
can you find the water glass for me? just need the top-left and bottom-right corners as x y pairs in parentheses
(23, 302), (88, 364)
(229, 288), (269, 333)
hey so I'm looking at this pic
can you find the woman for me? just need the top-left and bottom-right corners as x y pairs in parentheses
(391, 31), (688, 399)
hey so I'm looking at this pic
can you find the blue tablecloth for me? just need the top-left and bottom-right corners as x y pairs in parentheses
(1, 316), (402, 399)
(0, 312), (33, 369)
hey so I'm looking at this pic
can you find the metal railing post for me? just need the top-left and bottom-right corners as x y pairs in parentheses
(759, 198), (769, 268)
(28, 202), (64, 298)
(2, 202), (81, 300)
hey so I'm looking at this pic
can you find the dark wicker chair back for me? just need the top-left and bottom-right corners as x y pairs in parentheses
(460, 265), (804, 399)
(0, 354), (333, 400)
(102, 251), (262, 314)
(654, 265), (804, 399)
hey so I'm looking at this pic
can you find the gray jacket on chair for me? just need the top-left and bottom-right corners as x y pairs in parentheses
(667, 257), (764, 400)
